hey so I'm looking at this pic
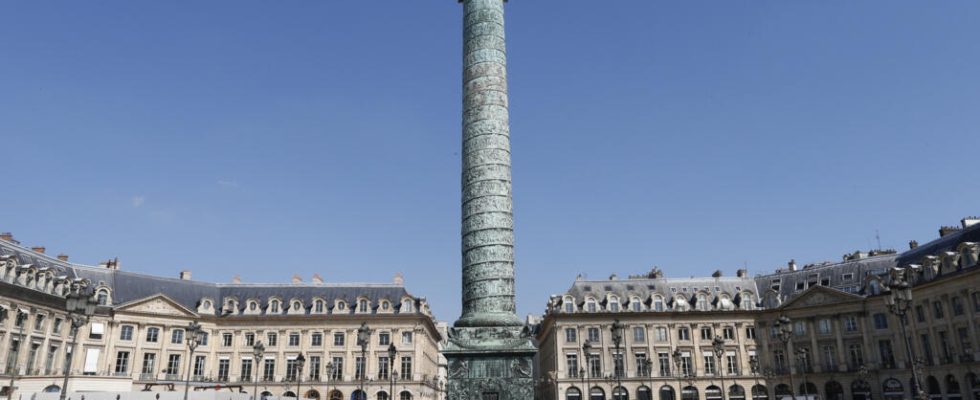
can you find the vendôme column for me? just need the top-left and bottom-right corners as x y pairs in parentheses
(456, 0), (523, 328)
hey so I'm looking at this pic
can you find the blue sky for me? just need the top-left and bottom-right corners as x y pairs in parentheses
(1, 1), (978, 321)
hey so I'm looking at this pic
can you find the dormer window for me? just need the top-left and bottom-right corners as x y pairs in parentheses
(608, 297), (620, 312)
(630, 298), (642, 312)
(96, 289), (110, 305)
(402, 299), (412, 313)
(249, 301), (258, 311)
(586, 299), (597, 313)
(359, 299), (369, 313)
(381, 301), (390, 311)
(654, 296), (665, 312)
(270, 300), (280, 313)
(564, 302), (574, 313)
(315, 300), (324, 313)
(292, 301), (301, 311)
(696, 294), (709, 311)
(203, 300), (211, 309)
(337, 301), (347, 311)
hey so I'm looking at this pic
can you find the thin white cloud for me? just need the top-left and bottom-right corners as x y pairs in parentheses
(217, 180), (240, 188)
(131, 196), (145, 208)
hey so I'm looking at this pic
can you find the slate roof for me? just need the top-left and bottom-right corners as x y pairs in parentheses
(0, 239), (419, 317)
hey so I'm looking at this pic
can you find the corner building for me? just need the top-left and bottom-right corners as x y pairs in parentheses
(537, 217), (980, 400)
(0, 235), (444, 400)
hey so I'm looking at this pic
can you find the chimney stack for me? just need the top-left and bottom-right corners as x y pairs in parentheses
(179, 270), (192, 280)
(291, 274), (303, 284)
(962, 216), (980, 228)
(31, 246), (45, 254)
(712, 270), (722, 278)
(311, 273), (324, 284)
(736, 269), (748, 278)
(0, 232), (15, 243)
(788, 259), (798, 271)
(231, 275), (241, 284)
(939, 226), (961, 237)
(909, 240), (919, 250)
(393, 272), (404, 285)
(57, 254), (69, 262)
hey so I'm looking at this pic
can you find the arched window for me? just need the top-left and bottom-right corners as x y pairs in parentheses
(203, 300), (211, 309)
(728, 385), (745, 400)
(587, 299), (597, 313)
(681, 386), (699, 400)
(799, 383), (817, 397)
(329, 390), (343, 400)
(741, 292), (755, 310)
(636, 386), (651, 400)
(249, 301), (258, 311)
(292, 301), (302, 311)
(717, 295), (734, 311)
(654, 296), (665, 312)
(774, 384), (791, 398)
(401, 299), (412, 313)
(852, 380), (872, 400)
(590, 387), (606, 400)
(567, 387), (582, 400)
(359, 299), (369, 313)
(399, 391), (413, 400)
(631, 298), (642, 312)
(696, 294), (709, 311)
(350, 390), (365, 400)
(705, 385), (721, 400)
(927, 376), (942, 399)
(270, 300), (280, 313)
(609, 297), (620, 312)
(947, 374), (962, 399)
(966, 372), (980, 399)
(43, 385), (61, 393)
(381, 301), (390, 311)
(613, 386), (628, 400)
(659, 386), (675, 400)
(97, 289), (109, 305)
(750, 385), (767, 400)
(337, 301), (347, 311)
(284, 392), (296, 398)
(315, 300), (324, 313)
(881, 378), (903, 400)
(261, 391), (273, 400)
(825, 381), (844, 400)
(376, 392), (388, 400)
(306, 390), (321, 400)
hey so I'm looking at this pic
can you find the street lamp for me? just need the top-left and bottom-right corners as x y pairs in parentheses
(773, 315), (796, 398)
(356, 323), (373, 400)
(388, 343), (397, 400)
(4, 307), (27, 400)
(610, 320), (625, 400)
(183, 321), (203, 400)
(326, 362), (336, 400)
(884, 266), (929, 400)
(59, 281), (99, 400)
(252, 341), (266, 400)
(712, 336), (727, 400)
(295, 353), (306, 400)
(582, 341), (593, 400)
(794, 348), (809, 399)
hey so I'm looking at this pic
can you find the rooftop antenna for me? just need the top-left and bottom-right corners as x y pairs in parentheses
(875, 229), (882, 250)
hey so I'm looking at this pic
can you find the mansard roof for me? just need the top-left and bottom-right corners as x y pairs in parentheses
(754, 254), (897, 301)
(560, 273), (760, 311)
(0, 239), (421, 317)
(897, 222), (980, 265)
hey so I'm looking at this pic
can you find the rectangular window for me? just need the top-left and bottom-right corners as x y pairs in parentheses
(587, 353), (601, 378)
(635, 352), (649, 377)
(240, 359), (253, 382)
(310, 356), (321, 380)
(848, 344), (864, 367)
(873, 313), (889, 329)
(565, 328), (578, 343)
(147, 328), (160, 343)
(844, 316), (858, 332)
(952, 297), (965, 316)
(355, 357), (365, 380)
(287, 358), (300, 381)
(878, 340), (895, 367)
(959, 327), (973, 355)
(45, 345), (58, 374)
(658, 352), (670, 377)
(655, 327), (668, 342)
(821, 345), (836, 370)
(566, 354), (579, 378)
(378, 356), (389, 380)
(703, 352), (716, 375)
(612, 352), (624, 378)
(331, 357), (344, 380)
(774, 349), (786, 370)
(194, 355), (206, 377)
(245, 333), (255, 347)
(973, 292), (980, 313)
(115, 351), (130, 374)
(633, 326), (646, 342)
(171, 329), (184, 344)
(726, 352), (737, 375)
(120, 325), (134, 341)
(312, 333), (323, 347)
(700, 327), (712, 340)
(934, 301), (945, 319)
(378, 332), (390, 346)
(165, 354), (181, 375)
(141, 353), (156, 375)
(793, 321), (806, 336)
(678, 328), (690, 341)
(53, 318), (63, 335)
(921, 334), (934, 365)
(218, 359), (230, 381)
(402, 331), (413, 345)
(939, 331), (952, 361)
(916, 305), (927, 323)
(34, 314), (45, 331)
(745, 326), (756, 340)
(89, 322), (105, 340)
(587, 327), (600, 342)
(263, 359), (275, 381)
(289, 333), (300, 346)
(818, 319), (832, 335)
(223, 333), (233, 347)
(199, 332), (209, 346)
(267, 333), (277, 346)
(332, 332), (345, 346)
(400, 357), (412, 380)
(722, 327), (735, 340)
(680, 353), (692, 377)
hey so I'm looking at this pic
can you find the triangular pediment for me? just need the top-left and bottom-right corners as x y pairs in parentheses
(779, 285), (864, 310)
(115, 294), (198, 317)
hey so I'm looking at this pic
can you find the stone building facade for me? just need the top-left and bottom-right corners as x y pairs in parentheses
(537, 217), (980, 400)
(0, 235), (445, 400)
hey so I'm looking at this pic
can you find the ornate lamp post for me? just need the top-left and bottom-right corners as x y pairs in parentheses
(295, 353), (306, 399)
(183, 321), (203, 400)
(884, 266), (928, 400)
(642, 358), (654, 400)
(356, 323), (372, 400)
(773, 316), (796, 398)
(59, 281), (98, 400)
(610, 320), (625, 400)
(387, 343), (397, 400)
(325, 362), (335, 400)
(672, 349), (684, 399)
(583, 341), (593, 400)
(712, 336), (727, 400)
(252, 341), (265, 400)
(794, 348), (809, 399)
(5, 307), (27, 400)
